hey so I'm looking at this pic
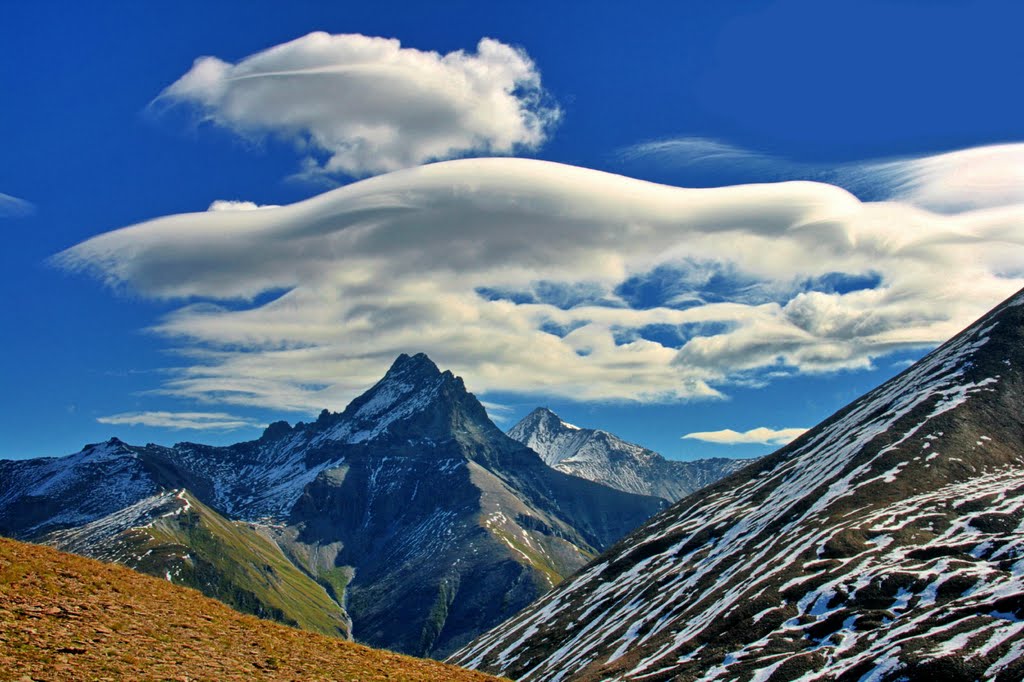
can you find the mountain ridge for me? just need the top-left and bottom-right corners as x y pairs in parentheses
(507, 407), (750, 502)
(452, 288), (1024, 681)
(0, 352), (664, 658)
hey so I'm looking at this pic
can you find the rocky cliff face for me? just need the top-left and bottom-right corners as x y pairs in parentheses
(508, 407), (749, 503)
(0, 353), (664, 658)
(452, 289), (1024, 681)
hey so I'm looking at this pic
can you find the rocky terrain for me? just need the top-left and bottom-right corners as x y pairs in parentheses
(508, 407), (750, 502)
(0, 353), (664, 658)
(452, 288), (1024, 681)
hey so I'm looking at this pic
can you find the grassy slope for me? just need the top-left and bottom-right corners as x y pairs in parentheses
(121, 491), (350, 638)
(0, 536), (503, 682)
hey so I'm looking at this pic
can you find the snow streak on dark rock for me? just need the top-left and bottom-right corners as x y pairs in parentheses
(451, 289), (1024, 681)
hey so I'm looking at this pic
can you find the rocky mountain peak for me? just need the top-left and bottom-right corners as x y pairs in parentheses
(260, 420), (294, 441)
(507, 408), (581, 466)
(81, 437), (136, 461)
(383, 352), (443, 382)
(1, 350), (666, 661)
(253, 355), (472, 448)
(294, 353), (484, 448)
(514, 407), (570, 433)
(507, 408), (751, 503)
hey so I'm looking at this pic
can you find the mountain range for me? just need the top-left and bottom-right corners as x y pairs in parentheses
(0, 352), (665, 658)
(508, 407), (750, 503)
(452, 287), (1024, 681)
(15, 287), (1023, 680)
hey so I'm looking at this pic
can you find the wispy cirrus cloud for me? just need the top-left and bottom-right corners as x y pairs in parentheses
(618, 137), (788, 175)
(0, 192), (35, 218)
(54, 154), (1024, 414)
(682, 426), (808, 446)
(481, 401), (515, 425)
(849, 144), (1024, 214)
(97, 410), (263, 430)
(620, 138), (1024, 213)
(156, 32), (560, 179)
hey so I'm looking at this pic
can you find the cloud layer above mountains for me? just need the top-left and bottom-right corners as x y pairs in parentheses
(55, 154), (1024, 413)
(97, 411), (262, 430)
(158, 32), (559, 178)
(622, 139), (1024, 214)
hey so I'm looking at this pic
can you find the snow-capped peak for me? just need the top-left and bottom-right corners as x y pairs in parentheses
(507, 407), (751, 503)
(310, 353), (472, 446)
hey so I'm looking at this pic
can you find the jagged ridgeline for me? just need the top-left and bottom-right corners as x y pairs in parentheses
(451, 288), (1024, 681)
(508, 407), (750, 503)
(0, 353), (664, 658)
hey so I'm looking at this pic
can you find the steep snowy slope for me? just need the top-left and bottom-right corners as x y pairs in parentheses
(0, 438), (161, 537)
(451, 288), (1024, 681)
(0, 353), (664, 659)
(509, 408), (749, 502)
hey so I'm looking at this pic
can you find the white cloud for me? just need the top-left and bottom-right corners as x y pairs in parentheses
(207, 200), (280, 211)
(855, 144), (1024, 214)
(0, 192), (35, 217)
(158, 32), (560, 178)
(682, 426), (808, 446)
(481, 401), (514, 424)
(620, 138), (1024, 213)
(54, 155), (1024, 413)
(97, 410), (262, 430)
(619, 137), (786, 173)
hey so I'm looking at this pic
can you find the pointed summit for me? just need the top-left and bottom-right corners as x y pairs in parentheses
(383, 352), (442, 382)
(321, 353), (481, 445)
(508, 408), (578, 466)
(509, 408), (750, 502)
(512, 405), (569, 438)
(283, 354), (665, 656)
(1, 350), (665, 661)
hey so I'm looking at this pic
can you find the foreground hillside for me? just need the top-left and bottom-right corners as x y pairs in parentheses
(452, 289), (1024, 681)
(0, 536), (501, 682)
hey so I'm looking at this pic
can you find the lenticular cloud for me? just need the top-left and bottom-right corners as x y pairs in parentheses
(158, 32), (560, 178)
(55, 157), (1024, 412)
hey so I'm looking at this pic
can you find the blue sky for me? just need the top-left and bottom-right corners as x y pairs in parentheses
(2, 1), (1023, 461)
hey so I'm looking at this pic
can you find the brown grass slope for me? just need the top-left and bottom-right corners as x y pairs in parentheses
(0, 537), (502, 682)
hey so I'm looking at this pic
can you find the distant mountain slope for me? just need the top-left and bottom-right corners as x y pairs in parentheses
(508, 407), (749, 502)
(0, 353), (663, 659)
(452, 288), (1024, 681)
(0, 438), (161, 537)
(265, 354), (665, 657)
(0, 536), (501, 681)
(42, 489), (351, 638)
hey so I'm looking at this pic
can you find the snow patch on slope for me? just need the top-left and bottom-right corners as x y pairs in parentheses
(454, 303), (1019, 680)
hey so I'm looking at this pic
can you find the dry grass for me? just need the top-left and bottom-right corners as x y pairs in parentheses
(0, 537), (503, 681)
